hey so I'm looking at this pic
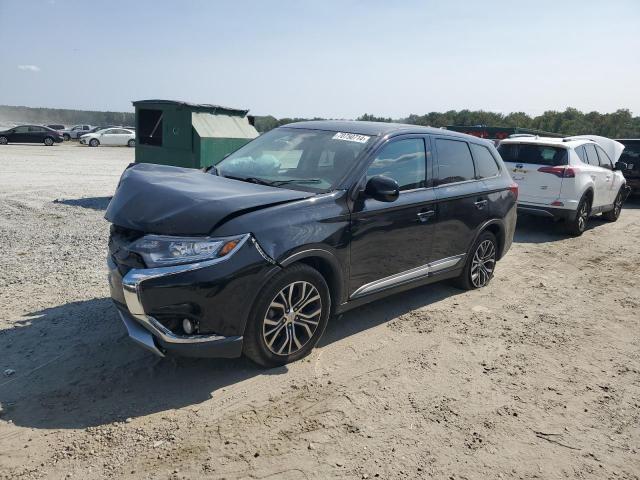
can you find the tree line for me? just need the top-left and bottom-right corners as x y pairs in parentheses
(0, 105), (135, 127)
(2, 104), (638, 138)
(254, 108), (640, 138)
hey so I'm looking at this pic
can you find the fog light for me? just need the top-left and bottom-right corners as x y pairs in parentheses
(182, 318), (195, 335)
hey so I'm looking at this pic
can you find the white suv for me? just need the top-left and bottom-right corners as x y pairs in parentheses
(498, 135), (628, 235)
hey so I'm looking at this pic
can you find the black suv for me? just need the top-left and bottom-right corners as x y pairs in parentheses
(616, 139), (640, 194)
(106, 121), (517, 366)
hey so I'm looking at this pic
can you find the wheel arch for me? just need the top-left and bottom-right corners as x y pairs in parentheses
(582, 187), (594, 203)
(473, 219), (506, 260)
(279, 249), (345, 312)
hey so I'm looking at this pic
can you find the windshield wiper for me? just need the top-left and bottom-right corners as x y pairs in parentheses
(222, 175), (276, 186)
(271, 178), (322, 186)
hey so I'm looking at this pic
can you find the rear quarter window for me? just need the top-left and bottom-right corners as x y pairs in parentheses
(497, 143), (568, 166)
(470, 143), (500, 178)
(574, 145), (587, 163)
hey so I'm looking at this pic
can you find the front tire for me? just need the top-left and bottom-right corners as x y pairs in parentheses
(0, 136), (7, 145)
(89, 138), (100, 147)
(127, 139), (135, 147)
(243, 263), (331, 367)
(602, 189), (623, 222)
(565, 194), (591, 236)
(454, 231), (497, 290)
(43, 137), (54, 146)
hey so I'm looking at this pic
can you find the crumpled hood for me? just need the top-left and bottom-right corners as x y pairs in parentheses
(105, 163), (314, 235)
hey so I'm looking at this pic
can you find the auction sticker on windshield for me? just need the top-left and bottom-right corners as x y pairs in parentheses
(332, 132), (370, 143)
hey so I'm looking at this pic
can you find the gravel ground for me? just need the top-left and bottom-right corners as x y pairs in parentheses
(0, 143), (639, 480)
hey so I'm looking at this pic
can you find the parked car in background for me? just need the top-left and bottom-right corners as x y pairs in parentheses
(62, 124), (93, 141)
(46, 124), (65, 131)
(498, 135), (628, 235)
(0, 125), (63, 146)
(84, 125), (118, 134)
(615, 139), (640, 195)
(106, 120), (517, 366)
(80, 127), (135, 147)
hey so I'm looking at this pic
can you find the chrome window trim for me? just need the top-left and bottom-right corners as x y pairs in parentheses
(434, 178), (479, 188)
(350, 253), (465, 299)
(119, 234), (251, 344)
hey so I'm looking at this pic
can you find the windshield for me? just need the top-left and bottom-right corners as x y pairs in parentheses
(498, 143), (568, 166)
(215, 127), (372, 192)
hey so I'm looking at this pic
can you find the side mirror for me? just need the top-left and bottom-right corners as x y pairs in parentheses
(614, 161), (627, 171)
(364, 175), (400, 202)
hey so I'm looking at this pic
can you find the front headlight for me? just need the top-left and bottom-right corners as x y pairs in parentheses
(128, 233), (249, 268)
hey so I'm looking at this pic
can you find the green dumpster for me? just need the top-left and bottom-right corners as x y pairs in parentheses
(133, 99), (259, 169)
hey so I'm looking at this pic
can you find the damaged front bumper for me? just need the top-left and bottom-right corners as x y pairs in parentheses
(108, 235), (279, 358)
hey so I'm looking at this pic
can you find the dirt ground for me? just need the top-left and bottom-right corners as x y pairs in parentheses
(0, 143), (639, 480)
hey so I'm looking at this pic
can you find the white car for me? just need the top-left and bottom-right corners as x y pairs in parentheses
(497, 135), (628, 235)
(79, 128), (135, 147)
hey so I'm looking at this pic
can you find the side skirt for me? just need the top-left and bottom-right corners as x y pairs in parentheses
(349, 254), (466, 300)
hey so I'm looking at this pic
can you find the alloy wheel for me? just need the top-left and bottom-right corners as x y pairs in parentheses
(614, 193), (622, 217)
(470, 239), (496, 288)
(577, 202), (588, 231)
(0, 136), (7, 145)
(44, 137), (53, 146)
(262, 281), (322, 356)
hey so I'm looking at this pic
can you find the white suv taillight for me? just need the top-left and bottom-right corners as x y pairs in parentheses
(508, 182), (518, 200)
(537, 166), (578, 178)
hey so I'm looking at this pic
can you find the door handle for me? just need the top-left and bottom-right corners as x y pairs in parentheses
(474, 199), (488, 209)
(417, 210), (435, 222)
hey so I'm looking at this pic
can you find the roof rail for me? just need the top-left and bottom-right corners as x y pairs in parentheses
(508, 133), (536, 138)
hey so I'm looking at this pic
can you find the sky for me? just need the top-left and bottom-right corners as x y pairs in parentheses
(0, 0), (639, 118)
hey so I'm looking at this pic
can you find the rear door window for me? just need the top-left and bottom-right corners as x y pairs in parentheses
(367, 138), (426, 191)
(595, 146), (612, 169)
(583, 144), (599, 166)
(497, 143), (568, 166)
(435, 139), (475, 185)
(470, 143), (500, 178)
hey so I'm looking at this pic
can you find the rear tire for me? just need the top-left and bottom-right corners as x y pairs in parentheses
(43, 137), (54, 146)
(63, 134), (70, 141)
(89, 138), (100, 147)
(454, 231), (497, 290)
(243, 263), (331, 367)
(0, 136), (7, 145)
(602, 189), (623, 222)
(565, 194), (591, 236)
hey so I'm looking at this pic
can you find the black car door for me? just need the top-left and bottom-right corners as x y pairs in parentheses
(349, 136), (436, 297)
(28, 126), (44, 143)
(11, 126), (30, 142)
(431, 137), (488, 264)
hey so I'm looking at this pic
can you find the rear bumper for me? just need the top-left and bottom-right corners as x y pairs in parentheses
(517, 203), (575, 221)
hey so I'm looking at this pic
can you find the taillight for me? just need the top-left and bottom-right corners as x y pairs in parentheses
(537, 166), (577, 178)
(508, 182), (518, 200)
